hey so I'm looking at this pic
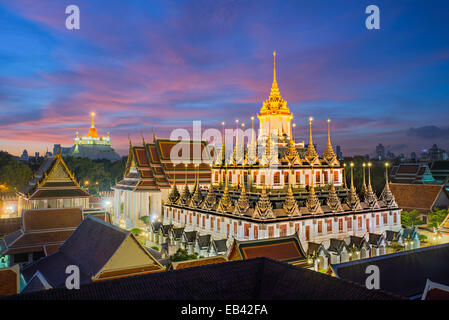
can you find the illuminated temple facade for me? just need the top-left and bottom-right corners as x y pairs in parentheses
(58, 113), (120, 161)
(159, 52), (402, 258)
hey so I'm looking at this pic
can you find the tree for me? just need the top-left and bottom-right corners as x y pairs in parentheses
(0, 151), (32, 193)
(139, 216), (150, 225)
(428, 208), (448, 228)
(401, 210), (422, 227)
(169, 249), (198, 262)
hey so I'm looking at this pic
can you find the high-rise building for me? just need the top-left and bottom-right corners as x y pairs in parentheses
(376, 144), (386, 160)
(336, 145), (343, 160)
(19, 149), (29, 162)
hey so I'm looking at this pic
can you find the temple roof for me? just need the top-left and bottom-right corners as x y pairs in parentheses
(17, 154), (90, 200)
(114, 138), (212, 193)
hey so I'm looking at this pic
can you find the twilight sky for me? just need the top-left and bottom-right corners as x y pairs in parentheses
(0, 0), (448, 157)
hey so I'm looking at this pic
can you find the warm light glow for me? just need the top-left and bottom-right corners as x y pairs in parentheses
(363, 163), (366, 167)
(368, 162), (372, 167)
(385, 162), (390, 167)
(91, 112), (95, 117)
(293, 123), (296, 127)
(350, 162), (354, 167)
(221, 121), (225, 126)
(84, 180), (89, 185)
(327, 118), (331, 123)
(309, 116), (313, 122)
(251, 116), (254, 120)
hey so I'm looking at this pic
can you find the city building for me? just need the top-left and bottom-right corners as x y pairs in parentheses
(112, 137), (212, 229)
(21, 215), (164, 291)
(376, 144), (386, 160)
(19, 150), (29, 162)
(17, 154), (90, 215)
(160, 53), (402, 255)
(56, 113), (120, 161)
(336, 145), (343, 160)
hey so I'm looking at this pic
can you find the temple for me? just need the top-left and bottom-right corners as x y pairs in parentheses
(57, 112), (120, 161)
(17, 154), (90, 215)
(156, 52), (403, 267)
(112, 137), (212, 228)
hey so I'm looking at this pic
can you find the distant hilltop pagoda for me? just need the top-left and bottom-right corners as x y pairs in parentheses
(57, 112), (120, 161)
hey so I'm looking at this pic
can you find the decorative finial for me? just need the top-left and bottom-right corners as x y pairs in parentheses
(270, 51), (280, 97)
(91, 112), (96, 128)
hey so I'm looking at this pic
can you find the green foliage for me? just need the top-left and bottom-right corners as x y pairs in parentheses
(131, 228), (143, 236)
(169, 249), (198, 262)
(63, 155), (126, 194)
(0, 151), (33, 193)
(401, 210), (422, 227)
(151, 246), (159, 251)
(139, 216), (150, 225)
(419, 234), (428, 243)
(428, 208), (448, 228)
(342, 157), (387, 194)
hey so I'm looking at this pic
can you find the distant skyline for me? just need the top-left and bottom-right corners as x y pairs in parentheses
(1, 0), (449, 157)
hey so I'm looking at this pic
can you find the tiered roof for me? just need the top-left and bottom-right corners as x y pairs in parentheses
(0, 208), (83, 256)
(17, 154), (90, 200)
(114, 138), (212, 193)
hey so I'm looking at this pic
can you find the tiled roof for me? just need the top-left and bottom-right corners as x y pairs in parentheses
(196, 234), (211, 249)
(348, 236), (370, 250)
(8, 258), (400, 300)
(169, 256), (228, 270)
(327, 238), (348, 254)
(23, 208), (82, 232)
(0, 218), (21, 237)
(212, 239), (228, 254)
(368, 233), (384, 246)
(22, 216), (163, 288)
(228, 235), (307, 266)
(332, 243), (449, 298)
(389, 183), (446, 212)
(0, 208), (82, 256)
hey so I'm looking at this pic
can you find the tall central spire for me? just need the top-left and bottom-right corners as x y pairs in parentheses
(91, 112), (96, 128)
(270, 51), (280, 97)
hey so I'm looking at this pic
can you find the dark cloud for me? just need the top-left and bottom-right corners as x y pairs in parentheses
(406, 126), (449, 139)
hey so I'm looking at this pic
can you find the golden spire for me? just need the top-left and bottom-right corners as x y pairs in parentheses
(305, 171), (322, 214)
(254, 185), (275, 218)
(283, 182), (299, 216)
(87, 112), (99, 139)
(202, 183), (217, 210)
(152, 129), (157, 143)
(91, 112), (95, 128)
(364, 162), (379, 208)
(221, 121), (226, 164)
(217, 170), (232, 212)
(141, 133), (146, 146)
(380, 162), (397, 207)
(323, 118), (337, 162)
(270, 51), (280, 97)
(305, 117), (318, 161)
(234, 179), (250, 214)
(361, 163), (368, 198)
(346, 162), (361, 211)
(327, 168), (343, 212)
